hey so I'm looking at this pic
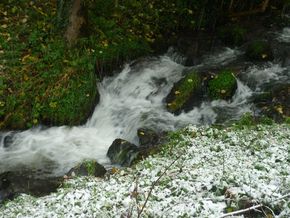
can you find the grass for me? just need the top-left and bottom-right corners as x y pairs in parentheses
(0, 0), (202, 130)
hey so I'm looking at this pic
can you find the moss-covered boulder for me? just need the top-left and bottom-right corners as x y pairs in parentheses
(107, 139), (139, 166)
(246, 40), (274, 61)
(137, 128), (160, 148)
(218, 25), (247, 47)
(208, 70), (237, 100)
(165, 71), (203, 115)
(254, 84), (290, 122)
(66, 160), (106, 177)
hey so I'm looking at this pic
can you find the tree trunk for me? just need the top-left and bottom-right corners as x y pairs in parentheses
(57, 0), (88, 45)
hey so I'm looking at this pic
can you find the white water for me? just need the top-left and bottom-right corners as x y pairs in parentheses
(278, 27), (290, 43)
(0, 28), (289, 176)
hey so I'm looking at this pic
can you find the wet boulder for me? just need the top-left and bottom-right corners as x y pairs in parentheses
(107, 139), (139, 166)
(282, 50), (290, 67)
(207, 70), (237, 100)
(0, 132), (15, 149)
(254, 84), (290, 122)
(0, 171), (63, 204)
(137, 128), (160, 148)
(218, 24), (247, 47)
(165, 70), (203, 115)
(245, 40), (273, 61)
(66, 160), (106, 177)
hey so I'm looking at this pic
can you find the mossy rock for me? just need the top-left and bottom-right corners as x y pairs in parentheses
(137, 128), (160, 148)
(66, 160), (106, 177)
(107, 139), (139, 166)
(245, 40), (274, 61)
(208, 70), (237, 100)
(218, 25), (247, 47)
(165, 70), (202, 115)
(254, 84), (290, 122)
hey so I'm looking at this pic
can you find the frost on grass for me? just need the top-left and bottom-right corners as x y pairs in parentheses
(0, 124), (290, 217)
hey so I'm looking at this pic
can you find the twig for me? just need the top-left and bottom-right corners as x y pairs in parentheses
(220, 193), (290, 218)
(137, 154), (182, 218)
(219, 204), (263, 218)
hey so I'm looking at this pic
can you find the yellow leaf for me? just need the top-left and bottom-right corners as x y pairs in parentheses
(111, 167), (119, 174)
(23, 74), (29, 81)
(276, 106), (283, 114)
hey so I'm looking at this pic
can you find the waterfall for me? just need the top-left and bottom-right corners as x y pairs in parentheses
(0, 27), (289, 177)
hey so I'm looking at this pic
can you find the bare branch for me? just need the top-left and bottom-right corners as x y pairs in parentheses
(137, 154), (183, 218)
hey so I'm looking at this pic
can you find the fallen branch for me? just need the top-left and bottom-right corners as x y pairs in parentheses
(220, 193), (290, 218)
(229, 0), (269, 17)
(220, 204), (263, 218)
(137, 154), (183, 218)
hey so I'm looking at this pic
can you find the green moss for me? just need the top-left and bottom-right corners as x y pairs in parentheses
(167, 71), (201, 113)
(208, 70), (237, 100)
(246, 40), (273, 61)
(84, 160), (96, 176)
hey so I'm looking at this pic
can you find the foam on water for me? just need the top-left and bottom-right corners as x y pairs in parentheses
(243, 63), (288, 90)
(278, 27), (290, 43)
(0, 47), (269, 177)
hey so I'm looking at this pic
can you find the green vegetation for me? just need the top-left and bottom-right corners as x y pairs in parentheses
(0, 1), (99, 129)
(0, 0), (202, 130)
(245, 40), (273, 61)
(208, 70), (237, 100)
(166, 71), (201, 113)
(233, 112), (275, 129)
(0, 0), (286, 130)
(84, 160), (97, 176)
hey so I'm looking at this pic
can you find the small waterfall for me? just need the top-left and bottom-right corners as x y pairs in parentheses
(0, 24), (289, 177)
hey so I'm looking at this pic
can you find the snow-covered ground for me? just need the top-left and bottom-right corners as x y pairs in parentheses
(0, 124), (289, 218)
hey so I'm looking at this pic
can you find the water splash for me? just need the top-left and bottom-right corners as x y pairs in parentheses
(278, 27), (290, 43)
(0, 47), (253, 176)
(243, 63), (288, 90)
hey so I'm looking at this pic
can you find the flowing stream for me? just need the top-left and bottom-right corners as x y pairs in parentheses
(0, 28), (289, 177)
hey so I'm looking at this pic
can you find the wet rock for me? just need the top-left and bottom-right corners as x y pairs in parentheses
(218, 24), (247, 47)
(207, 70), (237, 100)
(282, 50), (290, 67)
(66, 160), (106, 177)
(137, 128), (159, 148)
(175, 32), (217, 66)
(0, 171), (63, 204)
(107, 139), (139, 166)
(245, 40), (274, 61)
(0, 133), (14, 148)
(165, 70), (203, 115)
(254, 84), (290, 121)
